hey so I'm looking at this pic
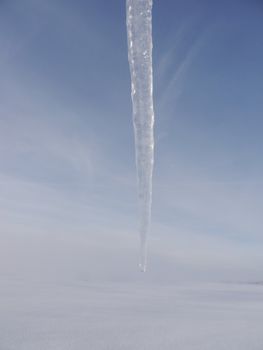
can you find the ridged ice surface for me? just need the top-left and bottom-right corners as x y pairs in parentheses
(126, 0), (154, 272)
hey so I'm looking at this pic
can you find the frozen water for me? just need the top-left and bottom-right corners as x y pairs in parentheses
(126, 0), (155, 271)
(1, 278), (263, 349)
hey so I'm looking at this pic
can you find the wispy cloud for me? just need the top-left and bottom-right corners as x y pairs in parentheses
(156, 26), (211, 111)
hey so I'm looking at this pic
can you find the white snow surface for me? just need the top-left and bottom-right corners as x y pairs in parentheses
(1, 278), (263, 349)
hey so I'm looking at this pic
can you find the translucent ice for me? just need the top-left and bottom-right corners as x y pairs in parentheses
(126, 0), (155, 271)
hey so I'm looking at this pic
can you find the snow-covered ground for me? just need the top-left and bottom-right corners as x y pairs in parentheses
(1, 278), (263, 349)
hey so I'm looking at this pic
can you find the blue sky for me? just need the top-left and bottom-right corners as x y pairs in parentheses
(0, 0), (263, 282)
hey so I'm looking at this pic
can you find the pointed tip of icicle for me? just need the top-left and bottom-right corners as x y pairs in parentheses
(139, 263), (146, 272)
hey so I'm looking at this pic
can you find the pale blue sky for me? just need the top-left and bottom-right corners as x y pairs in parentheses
(0, 0), (263, 282)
